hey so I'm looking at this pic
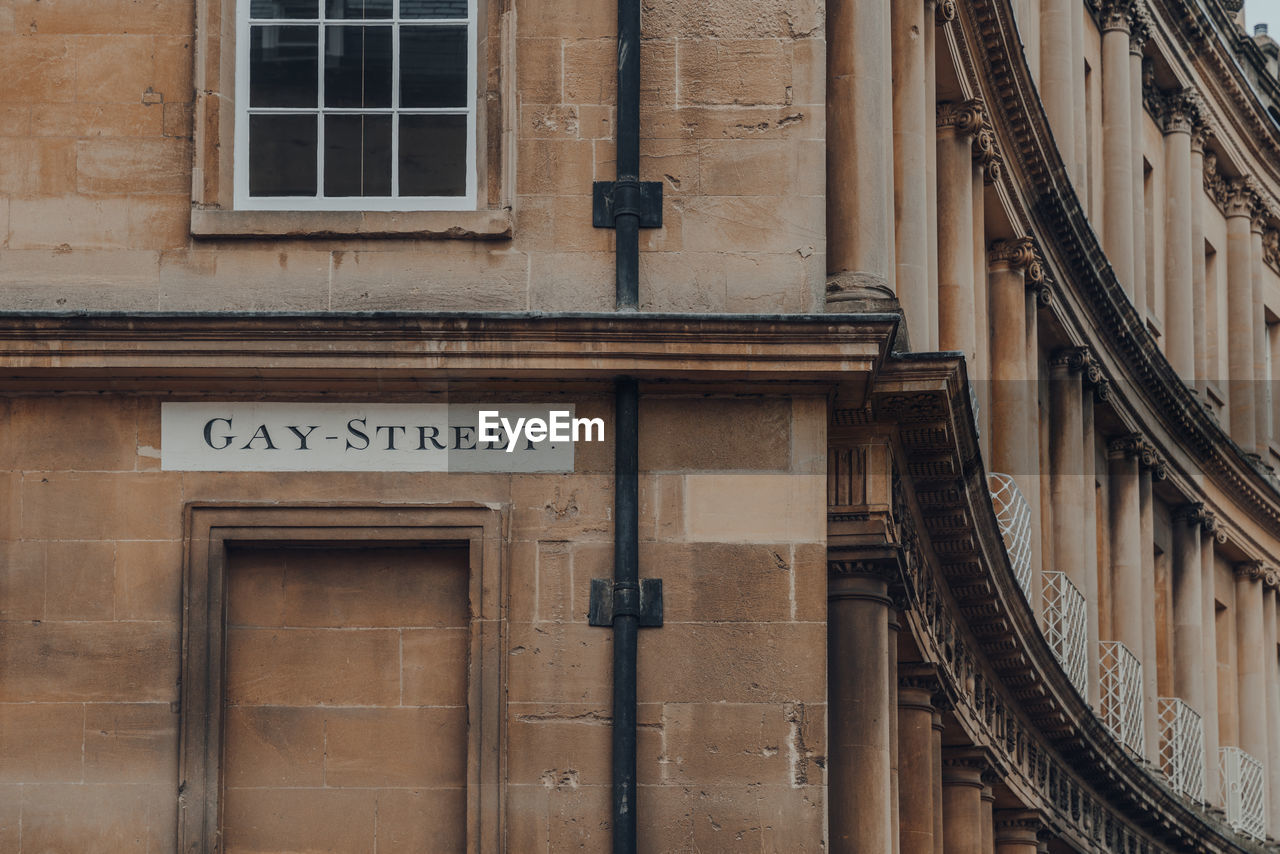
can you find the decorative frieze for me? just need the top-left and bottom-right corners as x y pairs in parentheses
(937, 99), (985, 135)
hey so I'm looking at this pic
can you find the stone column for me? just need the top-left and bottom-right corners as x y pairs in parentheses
(827, 0), (896, 305)
(1039, 0), (1076, 153)
(1171, 504), (1206, 717)
(1162, 93), (1197, 381)
(1070, 0), (1087, 188)
(1251, 213), (1269, 454)
(993, 812), (1044, 854)
(1235, 562), (1269, 795)
(1138, 449), (1162, 761)
(1026, 281), (1045, 606)
(892, 0), (930, 346)
(1191, 125), (1209, 392)
(937, 100), (984, 365)
(890, 608), (902, 854)
(1082, 376), (1105, 708)
(1107, 435), (1145, 757)
(1050, 349), (1087, 615)
(931, 706), (945, 854)
(1129, 22), (1149, 323)
(829, 561), (896, 853)
(973, 131), (997, 448)
(1201, 513), (1222, 805)
(988, 239), (1034, 481)
(941, 754), (988, 854)
(1264, 576), (1280, 834)
(926, 2), (951, 349)
(899, 666), (939, 854)
(1225, 181), (1257, 449)
(1101, 0), (1136, 295)
(979, 780), (995, 854)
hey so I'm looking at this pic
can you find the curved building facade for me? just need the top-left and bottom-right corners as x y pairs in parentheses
(1, 0), (1279, 850)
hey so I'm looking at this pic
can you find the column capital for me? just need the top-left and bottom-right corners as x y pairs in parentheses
(934, 0), (956, 25)
(1264, 229), (1278, 271)
(1250, 209), (1269, 236)
(899, 662), (942, 708)
(1224, 178), (1259, 220)
(987, 237), (1043, 285)
(937, 99), (984, 136)
(1129, 6), (1151, 51)
(1266, 568), (1280, 591)
(1200, 508), (1229, 543)
(940, 749), (993, 785)
(972, 125), (1003, 183)
(1107, 432), (1145, 460)
(828, 556), (900, 583)
(1234, 560), (1267, 583)
(1049, 346), (1093, 373)
(1203, 151), (1230, 212)
(1099, 0), (1135, 33)
(1171, 501), (1210, 528)
(993, 810), (1048, 844)
(1190, 121), (1211, 152)
(1159, 90), (1200, 135)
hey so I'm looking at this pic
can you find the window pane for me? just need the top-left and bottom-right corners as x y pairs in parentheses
(399, 114), (466, 197)
(401, 0), (469, 18)
(324, 114), (392, 196)
(250, 25), (319, 107)
(400, 26), (467, 108)
(324, 25), (392, 108)
(249, 114), (318, 196)
(325, 0), (392, 19)
(249, 0), (319, 18)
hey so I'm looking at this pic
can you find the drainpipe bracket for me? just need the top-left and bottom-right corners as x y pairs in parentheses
(592, 180), (664, 229)
(588, 577), (664, 627)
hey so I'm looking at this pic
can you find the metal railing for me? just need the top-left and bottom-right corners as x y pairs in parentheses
(1042, 571), (1088, 698)
(989, 472), (1032, 598)
(1220, 746), (1266, 841)
(1157, 697), (1205, 802)
(1099, 640), (1144, 758)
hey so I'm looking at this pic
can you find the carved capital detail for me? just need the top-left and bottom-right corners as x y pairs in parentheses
(1224, 178), (1259, 219)
(1049, 346), (1092, 372)
(1234, 560), (1267, 583)
(972, 126), (1003, 184)
(1099, 0), (1135, 33)
(1263, 229), (1279, 273)
(828, 558), (901, 582)
(938, 99), (985, 135)
(934, 0), (956, 25)
(1129, 5), (1151, 50)
(1172, 502), (1209, 528)
(1159, 90), (1200, 135)
(1107, 433), (1145, 460)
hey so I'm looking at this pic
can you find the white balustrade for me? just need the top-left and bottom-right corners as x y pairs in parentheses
(989, 472), (1032, 598)
(1099, 640), (1144, 758)
(1042, 570), (1087, 698)
(1220, 746), (1266, 841)
(1157, 697), (1205, 802)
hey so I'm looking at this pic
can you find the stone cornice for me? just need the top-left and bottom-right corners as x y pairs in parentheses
(0, 312), (899, 393)
(960, 0), (1280, 561)
(861, 354), (1255, 854)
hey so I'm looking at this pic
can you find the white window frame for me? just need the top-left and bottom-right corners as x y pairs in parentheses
(233, 0), (478, 211)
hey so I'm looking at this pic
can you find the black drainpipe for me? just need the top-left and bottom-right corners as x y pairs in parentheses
(589, 0), (664, 850)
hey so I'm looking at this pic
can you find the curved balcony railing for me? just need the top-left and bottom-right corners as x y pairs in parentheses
(1157, 697), (1205, 803)
(1041, 571), (1087, 698)
(1099, 640), (1144, 758)
(1220, 746), (1266, 841)
(988, 472), (1032, 598)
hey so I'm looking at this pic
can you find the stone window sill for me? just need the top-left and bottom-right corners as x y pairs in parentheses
(190, 208), (514, 240)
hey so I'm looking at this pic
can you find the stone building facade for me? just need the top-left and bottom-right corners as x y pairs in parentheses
(1, 0), (1280, 851)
